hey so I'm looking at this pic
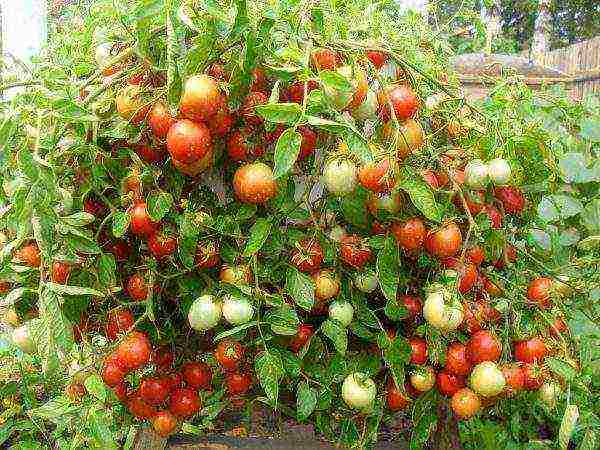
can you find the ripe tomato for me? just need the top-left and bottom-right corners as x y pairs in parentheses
(514, 337), (548, 363)
(291, 238), (324, 273)
(169, 388), (201, 418)
(179, 74), (223, 122)
(494, 186), (525, 215)
(15, 243), (41, 268)
(445, 342), (472, 377)
(454, 191), (485, 216)
(310, 49), (341, 70)
(233, 162), (278, 204)
(527, 277), (553, 309)
(421, 169), (440, 189)
(548, 317), (568, 338)
(467, 330), (502, 364)
(298, 126), (318, 160)
(312, 269), (340, 301)
(182, 361), (212, 390)
(215, 339), (244, 372)
(482, 204), (503, 229)
(139, 377), (170, 405)
(108, 239), (132, 261)
(462, 301), (485, 334)
(289, 324), (314, 353)
(409, 338), (428, 365)
(382, 119), (424, 159)
(166, 119), (212, 165)
(148, 229), (177, 259)
(493, 245), (517, 269)
(151, 346), (174, 370)
(451, 388), (480, 419)
(106, 309), (135, 341)
(102, 357), (127, 387)
(241, 91), (268, 126)
(501, 364), (525, 394)
(410, 366), (436, 392)
(342, 372), (377, 409)
(441, 258), (477, 293)
(522, 364), (545, 390)
(209, 105), (234, 137)
(116, 84), (149, 125)
(358, 158), (395, 193)
(399, 295), (422, 320)
(386, 378), (410, 411)
(378, 84), (419, 121)
(148, 101), (176, 140)
(152, 410), (178, 437)
(466, 246), (485, 265)
(130, 202), (159, 237)
(164, 372), (183, 392)
(424, 223), (462, 258)
(172, 148), (214, 176)
(51, 261), (71, 284)
(226, 372), (253, 396)
(469, 362), (505, 397)
(195, 241), (220, 269)
(219, 264), (253, 285)
(437, 371), (466, 397)
(112, 382), (129, 402)
(127, 273), (149, 302)
(366, 50), (387, 69)
(127, 394), (157, 419)
(134, 142), (165, 164)
(323, 158), (358, 195)
(227, 127), (265, 162)
(83, 196), (106, 217)
(340, 235), (372, 269)
(286, 80), (319, 104)
(116, 331), (152, 370)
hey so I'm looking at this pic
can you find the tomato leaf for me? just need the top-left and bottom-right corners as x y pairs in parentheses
(84, 374), (107, 402)
(296, 381), (317, 422)
(255, 103), (302, 124)
(213, 321), (258, 342)
(320, 319), (348, 355)
(384, 298), (408, 321)
(273, 128), (302, 179)
(243, 218), (273, 256)
(62, 212), (95, 227)
(546, 357), (578, 381)
(319, 70), (353, 93)
(112, 211), (130, 238)
(344, 131), (373, 163)
(285, 267), (315, 311)
(377, 237), (399, 302)
(46, 282), (106, 297)
(98, 253), (117, 289)
(255, 351), (284, 404)
(398, 177), (442, 223)
(147, 191), (173, 222)
(264, 305), (299, 335)
(341, 187), (369, 228)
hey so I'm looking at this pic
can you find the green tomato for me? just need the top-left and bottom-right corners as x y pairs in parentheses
(188, 294), (222, 331)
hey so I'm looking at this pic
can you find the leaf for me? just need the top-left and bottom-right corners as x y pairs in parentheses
(273, 128), (302, 179)
(0, 287), (29, 307)
(559, 152), (594, 183)
(383, 335), (411, 389)
(580, 199), (600, 234)
(84, 374), (107, 402)
(341, 187), (369, 228)
(320, 319), (348, 355)
(384, 298), (408, 321)
(255, 103), (302, 124)
(285, 266), (315, 311)
(264, 305), (299, 335)
(579, 117), (600, 142)
(46, 283), (105, 297)
(546, 357), (578, 381)
(29, 397), (78, 421)
(112, 211), (130, 238)
(577, 430), (597, 450)
(255, 351), (284, 404)
(306, 116), (349, 133)
(399, 178), (442, 222)
(62, 212), (95, 227)
(17, 149), (39, 180)
(377, 237), (399, 302)
(319, 70), (353, 92)
(98, 254), (117, 288)
(538, 195), (584, 222)
(559, 405), (579, 450)
(243, 218), (273, 256)
(213, 321), (258, 342)
(296, 381), (317, 421)
(147, 191), (173, 222)
(344, 131), (373, 163)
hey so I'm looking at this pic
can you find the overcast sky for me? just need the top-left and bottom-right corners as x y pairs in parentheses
(1, 0), (47, 63)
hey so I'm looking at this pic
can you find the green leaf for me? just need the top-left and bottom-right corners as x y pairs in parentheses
(66, 233), (101, 254)
(147, 191), (173, 222)
(559, 152), (594, 183)
(264, 305), (299, 335)
(577, 429), (597, 450)
(17, 150), (39, 180)
(84, 374), (107, 402)
(255, 103), (302, 124)
(243, 218), (273, 256)
(399, 177), (442, 222)
(579, 117), (600, 142)
(273, 128), (302, 179)
(319, 70), (353, 92)
(0, 287), (30, 307)
(285, 266), (315, 311)
(377, 237), (399, 302)
(112, 211), (130, 238)
(62, 212), (95, 227)
(341, 187), (369, 228)
(546, 357), (578, 381)
(320, 319), (348, 355)
(538, 195), (584, 222)
(213, 321), (258, 342)
(46, 283), (105, 297)
(580, 199), (600, 234)
(296, 381), (317, 422)
(344, 131), (373, 163)
(255, 351), (284, 404)
(306, 116), (348, 133)
(98, 254), (117, 289)
(384, 298), (408, 321)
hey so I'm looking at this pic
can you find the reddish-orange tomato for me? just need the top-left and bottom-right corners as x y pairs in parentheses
(152, 410), (178, 437)
(386, 378), (410, 411)
(127, 394), (157, 419)
(127, 273), (149, 302)
(466, 246), (485, 265)
(378, 85), (419, 121)
(399, 295), (422, 320)
(139, 377), (170, 405)
(116, 331), (152, 371)
(291, 238), (324, 273)
(441, 257), (477, 293)
(358, 158), (395, 193)
(166, 119), (212, 165)
(409, 337), (428, 365)
(502, 364), (525, 394)
(195, 241), (220, 269)
(15, 243), (41, 268)
(169, 388), (201, 418)
(106, 309), (135, 341)
(522, 364), (545, 390)
(102, 356), (127, 387)
(366, 50), (387, 69)
(130, 202), (159, 237)
(310, 49), (341, 70)
(227, 127), (265, 162)
(151, 346), (174, 370)
(182, 361), (212, 390)
(214, 339), (244, 372)
(148, 229), (178, 259)
(391, 217), (426, 251)
(514, 337), (548, 364)
(339, 235), (372, 269)
(179, 74), (223, 122)
(437, 371), (466, 397)
(241, 91), (268, 126)
(51, 261), (71, 284)
(444, 342), (472, 377)
(527, 277), (553, 309)
(289, 324), (314, 353)
(148, 101), (176, 140)
(467, 330), (502, 364)
(451, 388), (481, 419)
(424, 223), (462, 258)
(232, 163), (278, 204)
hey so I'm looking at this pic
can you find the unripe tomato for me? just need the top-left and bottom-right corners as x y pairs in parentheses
(222, 294), (255, 325)
(310, 49), (341, 70)
(354, 269), (379, 293)
(378, 84), (419, 121)
(494, 186), (525, 215)
(312, 270), (340, 301)
(195, 241), (220, 269)
(358, 158), (395, 193)
(127, 395), (157, 419)
(51, 261), (71, 284)
(130, 202), (159, 237)
(514, 337), (548, 363)
(182, 361), (212, 390)
(467, 330), (501, 364)
(148, 101), (176, 140)
(444, 342), (472, 377)
(342, 373), (377, 410)
(522, 364), (545, 390)
(179, 74), (223, 122)
(219, 264), (253, 285)
(139, 377), (170, 405)
(215, 339), (244, 372)
(116, 84), (149, 125)
(451, 388), (481, 419)
(152, 410), (178, 437)
(323, 159), (357, 195)
(340, 235), (372, 269)
(351, 89), (378, 121)
(147, 229), (177, 259)
(391, 217), (426, 251)
(410, 366), (436, 392)
(225, 372), (253, 395)
(386, 378), (410, 411)
(290, 238), (324, 273)
(469, 362), (505, 397)
(233, 162), (278, 204)
(127, 273), (149, 302)
(289, 324), (314, 353)
(538, 381), (561, 407)
(527, 277), (553, 309)
(424, 223), (462, 258)
(409, 338), (428, 365)
(14, 243), (41, 268)
(501, 364), (525, 394)
(166, 119), (212, 165)
(12, 325), (35, 354)
(366, 50), (387, 68)
(487, 158), (511, 185)
(241, 91), (268, 126)
(188, 295), (222, 331)
(437, 371), (466, 397)
(106, 309), (135, 341)
(366, 191), (403, 215)
(382, 119), (425, 159)
(328, 300), (354, 327)
(169, 387), (201, 418)
(464, 159), (489, 189)
(423, 289), (464, 331)
(116, 331), (152, 370)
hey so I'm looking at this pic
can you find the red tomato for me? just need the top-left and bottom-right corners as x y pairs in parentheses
(112, 382), (129, 402)
(214, 339), (244, 372)
(148, 101), (176, 140)
(451, 388), (480, 419)
(442, 258), (477, 293)
(83, 196), (107, 217)
(391, 217), (426, 251)
(116, 331), (152, 370)
(166, 119), (212, 165)
(291, 238), (324, 273)
(298, 126), (318, 160)
(527, 277), (553, 309)
(209, 104), (234, 137)
(227, 127), (266, 162)
(409, 338), (428, 365)
(482, 204), (503, 229)
(462, 301), (485, 334)
(179, 74), (223, 122)
(130, 202), (159, 237)
(195, 241), (220, 269)
(386, 378), (410, 411)
(169, 388), (201, 418)
(502, 364), (525, 394)
(467, 330), (502, 364)
(399, 295), (422, 320)
(152, 410), (178, 437)
(232, 162), (278, 204)
(358, 158), (395, 193)
(454, 191), (485, 216)
(310, 49), (341, 70)
(164, 372), (184, 392)
(437, 371), (466, 397)
(15, 243), (41, 268)
(250, 68), (268, 92)
(493, 245), (517, 269)
(549, 317), (568, 338)
(424, 223), (462, 258)
(466, 246), (485, 265)
(339, 235), (372, 269)
(225, 372), (253, 395)
(444, 342), (472, 377)
(378, 85), (419, 121)
(494, 186), (525, 215)
(51, 261), (71, 284)
(139, 377), (170, 405)
(151, 346), (174, 370)
(148, 229), (178, 259)
(108, 239), (132, 261)
(286, 80), (319, 104)
(102, 357), (127, 387)
(289, 324), (314, 353)
(241, 91), (268, 126)
(106, 309), (135, 341)
(366, 50), (387, 69)
(134, 142), (165, 164)
(522, 364), (545, 390)
(127, 273), (149, 302)
(127, 394), (157, 419)
(514, 337), (548, 363)
(182, 361), (212, 390)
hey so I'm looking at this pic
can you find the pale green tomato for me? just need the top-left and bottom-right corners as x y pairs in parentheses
(487, 158), (511, 185)
(464, 159), (489, 189)
(188, 295), (222, 331)
(329, 225), (347, 242)
(410, 366), (436, 392)
(342, 372), (376, 409)
(538, 381), (561, 407)
(328, 300), (354, 327)
(469, 362), (506, 397)
(352, 89), (378, 121)
(323, 159), (357, 195)
(423, 289), (464, 331)
(354, 269), (378, 293)
(222, 294), (254, 325)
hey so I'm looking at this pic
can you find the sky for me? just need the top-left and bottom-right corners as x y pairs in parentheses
(1, 0), (47, 63)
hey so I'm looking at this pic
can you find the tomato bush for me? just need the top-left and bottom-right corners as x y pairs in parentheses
(0, 0), (598, 449)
